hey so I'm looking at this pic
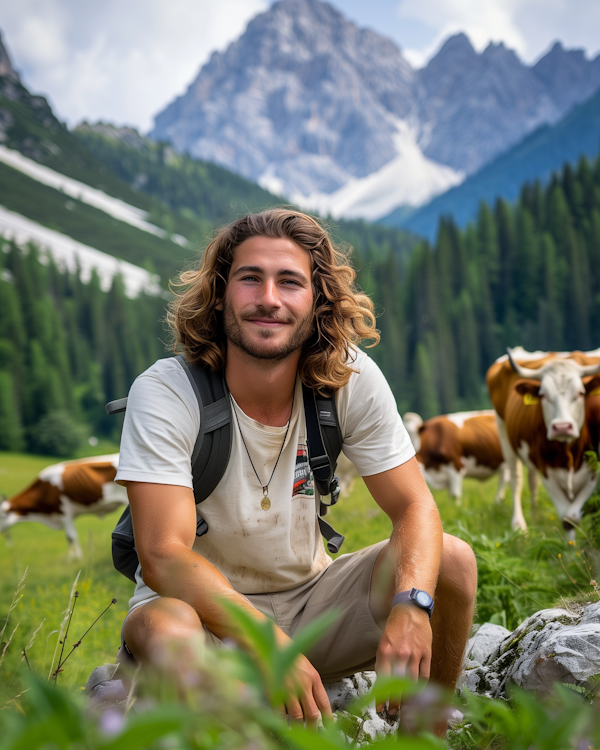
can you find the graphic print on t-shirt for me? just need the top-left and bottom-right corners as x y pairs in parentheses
(294, 443), (314, 497)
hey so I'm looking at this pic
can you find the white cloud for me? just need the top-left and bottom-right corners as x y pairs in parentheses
(1, 0), (267, 131)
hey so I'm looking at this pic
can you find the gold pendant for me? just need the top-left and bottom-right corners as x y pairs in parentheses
(261, 496), (271, 511)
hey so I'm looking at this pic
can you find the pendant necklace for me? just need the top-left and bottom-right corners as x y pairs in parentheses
(231, 393), (294, 511)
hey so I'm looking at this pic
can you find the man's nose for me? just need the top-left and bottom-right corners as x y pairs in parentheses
(257, 280), (281, 307)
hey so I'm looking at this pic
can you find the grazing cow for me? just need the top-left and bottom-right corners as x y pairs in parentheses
(403, 411), (510, 504)
(486, 347), (600, 536)
(0, 455), (127, 558)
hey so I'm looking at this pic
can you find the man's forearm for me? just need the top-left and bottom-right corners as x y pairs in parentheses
(388, 498), (443, 598)
(142, 543), (291, 650)
(363, 460), (443, 604)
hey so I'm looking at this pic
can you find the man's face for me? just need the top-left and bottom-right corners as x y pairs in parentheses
(219, 235), (315, 361)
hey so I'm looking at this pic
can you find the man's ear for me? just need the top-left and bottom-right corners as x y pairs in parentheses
(515, 379), (540, 397)
(584, 375), (600, 396)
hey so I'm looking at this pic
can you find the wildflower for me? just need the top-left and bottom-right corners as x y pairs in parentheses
(550, 515), (556, 521)
(99, 708), (124, 736)
(569, 540), (575, 546)
(496, 542), (500, 548)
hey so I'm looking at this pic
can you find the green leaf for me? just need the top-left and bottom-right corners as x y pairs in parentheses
(275, 609), (339, 682)
(101, 707), (188, 750)
(218, 598), (276, 664)
(346, 675), (418, 714)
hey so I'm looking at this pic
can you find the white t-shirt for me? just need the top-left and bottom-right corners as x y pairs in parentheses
(116, 348), (415, 606)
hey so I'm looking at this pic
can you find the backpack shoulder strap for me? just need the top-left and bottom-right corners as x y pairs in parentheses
(302, 383), (345, 553)
(106, 356), (232, 539)
(176, 354), (232, 506)
(302, 383), (342, 499)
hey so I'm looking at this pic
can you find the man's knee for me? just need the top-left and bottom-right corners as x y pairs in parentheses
(125, 598), (203, 653)
(439, 534), (477, 604)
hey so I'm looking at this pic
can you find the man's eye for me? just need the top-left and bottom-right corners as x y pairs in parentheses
(282, 279), (301, 286)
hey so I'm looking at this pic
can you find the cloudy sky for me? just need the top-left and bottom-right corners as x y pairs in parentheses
(2, 0), (599, 133)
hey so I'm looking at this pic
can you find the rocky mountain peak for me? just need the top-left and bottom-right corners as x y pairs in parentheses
(151, 0), (416, 198)
(0, 32), (20, 83)
(430, 33), (476, 61)
(481, 40), (520, 64)
(533, 41), (600, 112)
(150, 0), (600, 218)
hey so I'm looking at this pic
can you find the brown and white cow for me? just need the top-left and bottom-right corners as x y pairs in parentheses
(486, 347), (600, 536)
(403, 411), (510, 504)
(0, 455), (127, 558)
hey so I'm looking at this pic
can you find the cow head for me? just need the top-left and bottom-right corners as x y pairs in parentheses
(508, 348), (600, 442)
(403, 412), (423, 453)
(0, 495), (10, 533)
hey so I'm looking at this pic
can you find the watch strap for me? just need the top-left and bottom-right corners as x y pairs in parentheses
(392, 590), (413, 607)
(392, 588), (434, 618)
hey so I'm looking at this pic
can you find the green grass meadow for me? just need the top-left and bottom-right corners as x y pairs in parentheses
(0, 450), (598, 704)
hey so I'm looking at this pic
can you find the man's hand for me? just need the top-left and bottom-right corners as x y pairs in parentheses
(375, 604), (432, 715)
(283, 653), (333, 729)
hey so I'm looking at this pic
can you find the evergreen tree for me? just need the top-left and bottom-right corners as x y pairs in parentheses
(452, 291), (480, 403)
(413, 341), (439, 419)
(0, 369), (24, 451)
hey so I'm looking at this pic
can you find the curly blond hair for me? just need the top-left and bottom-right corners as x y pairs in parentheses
(167, 208), (379, 394)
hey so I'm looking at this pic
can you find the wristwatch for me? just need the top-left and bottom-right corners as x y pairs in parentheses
(392, 588), (434, 619)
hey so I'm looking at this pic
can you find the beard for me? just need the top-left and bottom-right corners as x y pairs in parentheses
(222, 300), (314, 362)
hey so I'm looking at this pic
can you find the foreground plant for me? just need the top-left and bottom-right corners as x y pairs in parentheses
(5, 581), (600, 749)
(456, 684), (600, 750)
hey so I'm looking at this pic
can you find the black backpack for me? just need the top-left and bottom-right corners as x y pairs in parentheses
(107, 355), (345, 582)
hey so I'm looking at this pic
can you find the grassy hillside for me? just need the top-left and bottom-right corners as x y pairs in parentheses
(383, 87), (600, 240)
(0, 161), (190, 281)
(73, 123), (287, 222)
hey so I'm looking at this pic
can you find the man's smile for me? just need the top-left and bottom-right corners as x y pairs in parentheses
(244, 316), (290, 327)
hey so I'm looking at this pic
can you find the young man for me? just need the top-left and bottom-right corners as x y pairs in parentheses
(115, 208), (477, 726)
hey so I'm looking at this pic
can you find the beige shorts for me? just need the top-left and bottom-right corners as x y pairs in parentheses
(122, 540), (387, 683)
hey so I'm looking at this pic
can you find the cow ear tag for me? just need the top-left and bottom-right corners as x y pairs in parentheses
(589, 387), (600, 397)
(523, 393), (540, 405)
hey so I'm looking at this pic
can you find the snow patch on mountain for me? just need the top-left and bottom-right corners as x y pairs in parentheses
(292, 122), (464, 220)
(0, 145), (187, 246)
(0, 204), (162, 298)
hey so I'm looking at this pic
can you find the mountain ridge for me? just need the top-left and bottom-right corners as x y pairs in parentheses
(150, 0), (600, 217)
(383, 86), (600, 239)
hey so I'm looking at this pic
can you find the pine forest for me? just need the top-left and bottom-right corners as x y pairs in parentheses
(1, 153), (599, 453)
(362, 155), (600, 418)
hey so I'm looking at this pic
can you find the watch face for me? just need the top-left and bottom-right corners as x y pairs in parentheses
(415, 591), (432, 607)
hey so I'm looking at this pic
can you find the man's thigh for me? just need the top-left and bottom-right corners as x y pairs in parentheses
(266, 541), (387, 683)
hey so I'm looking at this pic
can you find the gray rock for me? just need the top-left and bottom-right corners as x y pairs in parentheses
(324, 671), (400, 743)
(465, 622), (511, 666)
(85, 663), (127, 708)
(0, 32), (20, 83)
(324, 671), (375, 711)
(462, 602), (600, 698)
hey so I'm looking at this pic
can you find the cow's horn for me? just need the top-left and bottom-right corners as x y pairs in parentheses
(577, 361), (600, 377)
(506, 347), (544, 380)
